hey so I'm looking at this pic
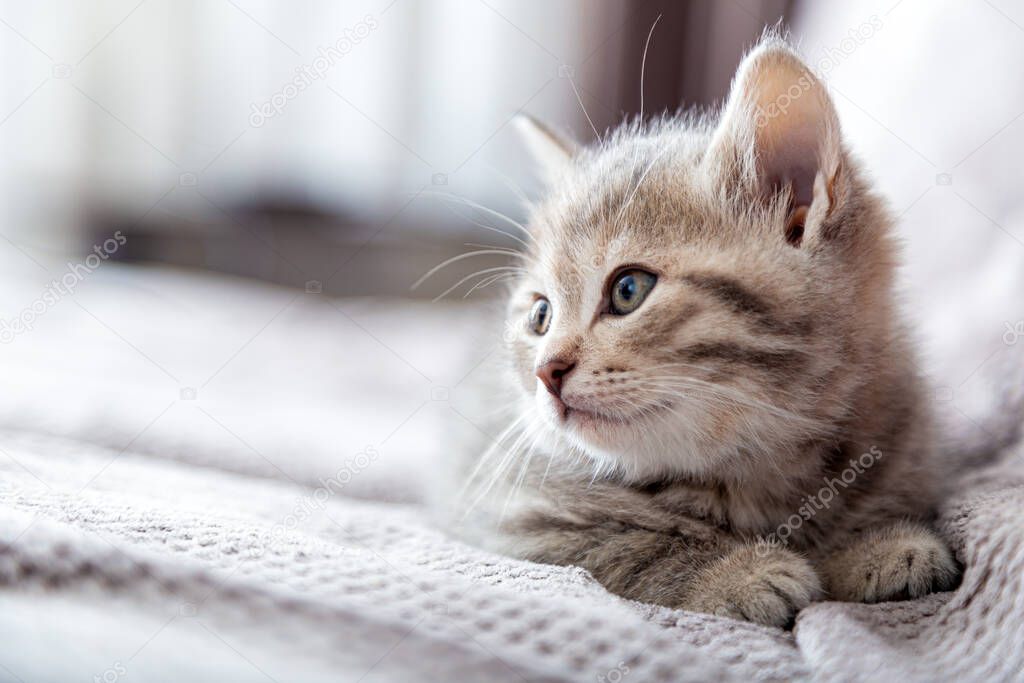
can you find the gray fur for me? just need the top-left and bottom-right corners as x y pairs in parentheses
(461, 34), (959, 628)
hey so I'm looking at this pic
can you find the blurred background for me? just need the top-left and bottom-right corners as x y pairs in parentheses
(2, 0), (804, 296)
(0, 0), (1022, 493)
(2, 4), (1024, 679)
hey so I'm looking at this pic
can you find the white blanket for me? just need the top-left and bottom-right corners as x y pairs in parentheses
(0, 264), (1021, 682)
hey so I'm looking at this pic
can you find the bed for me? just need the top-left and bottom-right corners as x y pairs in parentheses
(0, 261), (1021, 682)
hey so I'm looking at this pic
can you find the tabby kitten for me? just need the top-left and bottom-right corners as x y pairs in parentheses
(472, 37), (959, 627)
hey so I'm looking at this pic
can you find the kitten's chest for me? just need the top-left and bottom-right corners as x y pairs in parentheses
(653, 481), (836, 548)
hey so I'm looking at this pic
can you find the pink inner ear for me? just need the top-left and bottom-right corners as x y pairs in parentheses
(709, 43), (842, 225)
(760, 124), (821, 209)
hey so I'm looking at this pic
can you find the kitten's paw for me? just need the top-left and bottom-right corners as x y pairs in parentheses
(683, 545), (823, 628)
(822, 523), (960, 603)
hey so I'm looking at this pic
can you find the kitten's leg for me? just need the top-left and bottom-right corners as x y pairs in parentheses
(680, 544), (822, 627)
(506, 523), (822, 627)
(818, 521), (960, 603)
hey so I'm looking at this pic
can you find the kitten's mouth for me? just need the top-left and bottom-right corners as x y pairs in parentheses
(564, 405), (624, 425)
(554, 396), (673, 428)
(546, 394), (616, 424)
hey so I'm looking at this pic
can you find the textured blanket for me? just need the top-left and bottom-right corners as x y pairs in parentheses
(0, 265), (1021, 682)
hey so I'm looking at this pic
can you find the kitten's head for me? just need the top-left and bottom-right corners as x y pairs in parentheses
(505, 37), (899, 484)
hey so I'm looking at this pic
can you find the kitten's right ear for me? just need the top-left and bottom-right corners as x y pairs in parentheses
(514, 115), (577, 184)
(708, 37), (843, 246)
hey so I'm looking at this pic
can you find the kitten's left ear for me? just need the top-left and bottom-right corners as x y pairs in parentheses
(514, 114), (577, 185)
(709, 39), (842, 245)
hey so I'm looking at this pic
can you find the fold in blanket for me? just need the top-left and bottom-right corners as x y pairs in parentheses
(0, 270), (1020, 682)
(0, 430), (1021, 682)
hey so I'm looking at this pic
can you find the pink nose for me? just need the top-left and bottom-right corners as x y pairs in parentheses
(535, 359), (576, 398)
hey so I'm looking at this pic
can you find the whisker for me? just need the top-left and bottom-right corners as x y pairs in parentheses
(501, 426), (546, 520)
(648, 358), (858, 416)
(464, 419), (537, 515)
(644, 376), (806, 417)
(567, 74), (601, 142)
(615, 143), (671, 227)
(423, 191), (532, 239)
(464, 271), (517, 298)
(462, 430), (530, 517)
(642, 378), (827, 432)
(458, 217), (533, 249)
(458, 412), (529, 499)
(539, 442), (557, 490)
(433, 266), (525, 302)
(639, 14), (663, 121)
(412, 250), (524, 291)
(645, 360), (821, 405)
(483, 163), (532, 208)
(463, 242), (533, 261)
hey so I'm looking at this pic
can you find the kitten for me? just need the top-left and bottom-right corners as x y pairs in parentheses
(465, 35), (960, 627)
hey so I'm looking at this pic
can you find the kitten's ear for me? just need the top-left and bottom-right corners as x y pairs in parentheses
(709, 39), (842, 245)
(514, 114), (577, 184)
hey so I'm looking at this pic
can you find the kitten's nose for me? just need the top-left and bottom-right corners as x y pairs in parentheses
(536, 359), (576, 398)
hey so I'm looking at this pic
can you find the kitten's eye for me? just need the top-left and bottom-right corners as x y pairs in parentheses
(529, 298), (552, 335)
(609, 269), (657, 315)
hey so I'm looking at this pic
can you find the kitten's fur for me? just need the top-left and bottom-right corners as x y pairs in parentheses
(466, 36), (959, 627)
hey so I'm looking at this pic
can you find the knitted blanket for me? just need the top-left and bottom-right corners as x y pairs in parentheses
(0, 265), (1021, 682)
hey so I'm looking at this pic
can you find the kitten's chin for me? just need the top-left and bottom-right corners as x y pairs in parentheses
(531, 392), (723, 482)
(536, 390), (639, 432)
(535, 392), (682, 474)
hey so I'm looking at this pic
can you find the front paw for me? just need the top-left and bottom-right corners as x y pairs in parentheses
(822, 523), (960, 603)
(683, 545), (823, 628)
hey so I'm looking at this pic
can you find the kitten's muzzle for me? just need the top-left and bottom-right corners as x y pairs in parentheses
(535, 358), (575, 399)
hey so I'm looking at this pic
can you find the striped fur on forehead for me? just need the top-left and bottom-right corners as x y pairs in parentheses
(504, 57), (901, 485)
(527, 140), (808, 275)
(474, 37), (954, 624)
